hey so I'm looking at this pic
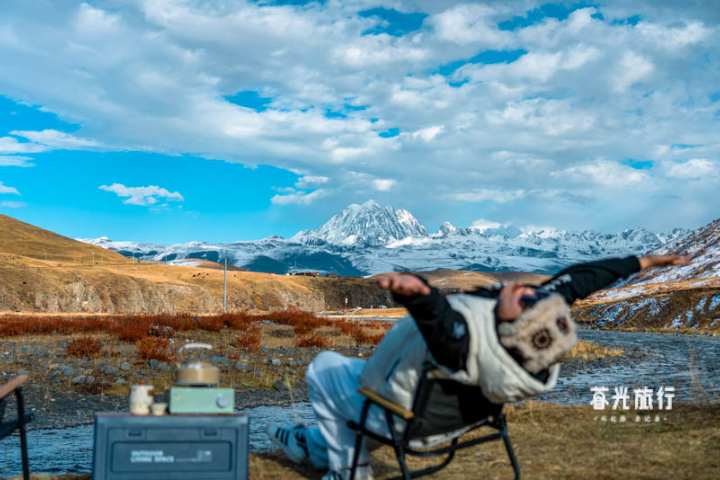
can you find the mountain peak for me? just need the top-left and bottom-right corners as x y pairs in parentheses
(291, 201), (429, 246)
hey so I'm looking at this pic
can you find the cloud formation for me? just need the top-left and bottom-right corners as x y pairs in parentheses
(0, 1), (718, 232)
(0, 201), (26, 208)
(0, 156), (34, 167)
(99, 183), (184, 206)
(0, 181), (20, 195)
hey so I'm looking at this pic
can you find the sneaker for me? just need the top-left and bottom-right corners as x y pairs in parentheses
(266, 423), (308, 463)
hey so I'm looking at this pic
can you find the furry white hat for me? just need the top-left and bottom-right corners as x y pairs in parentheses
(497, 293), (577, 373)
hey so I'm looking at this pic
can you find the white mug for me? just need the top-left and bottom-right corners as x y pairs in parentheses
(129, 384), (155, 415)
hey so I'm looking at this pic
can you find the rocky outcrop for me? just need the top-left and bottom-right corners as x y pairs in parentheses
(0, 265), (395, 314)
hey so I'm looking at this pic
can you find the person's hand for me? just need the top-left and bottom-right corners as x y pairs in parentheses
(376, 274), (431, 296)
(639, 254), (692, 269)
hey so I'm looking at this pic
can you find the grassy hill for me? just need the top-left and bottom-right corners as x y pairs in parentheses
(0, 215), (393, 314)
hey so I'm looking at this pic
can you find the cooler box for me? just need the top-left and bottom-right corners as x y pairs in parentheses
(92, 413), (248, 480)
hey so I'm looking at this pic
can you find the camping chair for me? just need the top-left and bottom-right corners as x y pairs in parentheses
(0, 375), (33, 480)
(347, 362), (520, 480)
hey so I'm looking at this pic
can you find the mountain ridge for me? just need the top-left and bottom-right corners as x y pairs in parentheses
(80, 201), (696, 277)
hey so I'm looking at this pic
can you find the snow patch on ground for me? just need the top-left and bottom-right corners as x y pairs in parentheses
(709, 295), (720, 312)
(169, 259), (202, 267)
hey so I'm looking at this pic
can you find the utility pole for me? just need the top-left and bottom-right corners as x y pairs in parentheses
(223, 258), (227, 313)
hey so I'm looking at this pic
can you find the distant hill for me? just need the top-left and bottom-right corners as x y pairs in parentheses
(0, 215), (392, 314)
(0, 214), (129, 265)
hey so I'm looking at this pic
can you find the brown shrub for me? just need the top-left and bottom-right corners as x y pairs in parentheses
(65, 336), (104, 358)
(295, 333), (330, 348)
(136, 337), (176, 362)
(235, 324), (262, 353)
(196, 316), (225, 332)
(0, 310), (330, 342)
(335, 320), (390, 345)
(111, 318), (152, 342)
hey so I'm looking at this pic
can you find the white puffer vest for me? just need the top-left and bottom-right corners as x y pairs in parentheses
(359, 294), (560, 407)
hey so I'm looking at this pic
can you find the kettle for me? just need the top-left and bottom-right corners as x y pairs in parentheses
(174, 343), (220, 386)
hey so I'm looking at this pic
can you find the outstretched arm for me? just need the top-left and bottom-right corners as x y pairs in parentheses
(377, 273), (469, 371)
(538, 254), (691, 305)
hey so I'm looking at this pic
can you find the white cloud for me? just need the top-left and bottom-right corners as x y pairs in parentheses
(411, 125), (444, 142)
(295, 175), (329, 188)
(0, 181), (20, 195)
(11, 130), (100, 149)
(430, 4), (508, 46)
(470, 218), (501, 231)
(666, 158), (718, 179)
(0, 1), (717, 231)
(613, 51), (654, 92)
(270, 189), (329, 205)
(0, 201), (26, 208)
(449, 189), (527, 203)
(553, 160), (649, 187)
(0, 155), (34, 167)
(372, 179), (396, 191)
(0, 136), (47, 154)
(99, 183), (184, 206)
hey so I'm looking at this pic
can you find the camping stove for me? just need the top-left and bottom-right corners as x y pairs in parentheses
(168, 343), (235, 414)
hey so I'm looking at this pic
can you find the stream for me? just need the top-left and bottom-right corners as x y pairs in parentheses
(1, 329), (718, 477)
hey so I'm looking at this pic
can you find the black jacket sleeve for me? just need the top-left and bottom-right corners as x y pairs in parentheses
(392, 276), (469, 372)
(537, 256), (641, 305)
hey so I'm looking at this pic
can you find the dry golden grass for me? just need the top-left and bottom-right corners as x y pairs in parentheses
(249, 401), (720, 480)
(565, 340), (624, 362)
(10, 402), (719, 480)
(0, 215), (129, 265)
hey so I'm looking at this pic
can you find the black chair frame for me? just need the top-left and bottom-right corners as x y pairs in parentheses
(0, 375), (33, 480)
(347, 363), (520, 480)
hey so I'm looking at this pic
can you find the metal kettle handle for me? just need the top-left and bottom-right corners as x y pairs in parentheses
(179, 343), (213, 353)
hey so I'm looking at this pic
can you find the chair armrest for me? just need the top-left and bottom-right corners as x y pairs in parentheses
(357, 387), (414, 420)
(0, 375), (28, 401)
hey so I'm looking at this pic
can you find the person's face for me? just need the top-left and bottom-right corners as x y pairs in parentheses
(496, 284), (536, 322)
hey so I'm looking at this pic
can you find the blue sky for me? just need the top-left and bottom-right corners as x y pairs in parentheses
(0, 0), (718, 243)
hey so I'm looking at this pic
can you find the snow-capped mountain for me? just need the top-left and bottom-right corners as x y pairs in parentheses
(291, 200), (428, 246)
(624, 217), (720, 286)
(80, 201), (693, 276)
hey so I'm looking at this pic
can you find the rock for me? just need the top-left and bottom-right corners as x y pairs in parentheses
(253, 369), (263, 377)
(103, 365), (120, 375)
(17, 369), (29, 375)
(48, 370), (63, 381)
(269, 358), (281, 366)
(61, 366), (75, 376)
(272, 380), (287, 391)
(234, 362), (250, 372)
(120, 362), (132, 371)
(71, 375), (86, 384)
(86, 376), (95, 385)
(148, 359), (159, 369)
(58, 341), (68, 348)
(294, 359), (304, 366)
(115, 378), (127, 384)
(158, 362), (171, 372)
(211, 356), (228, 364)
